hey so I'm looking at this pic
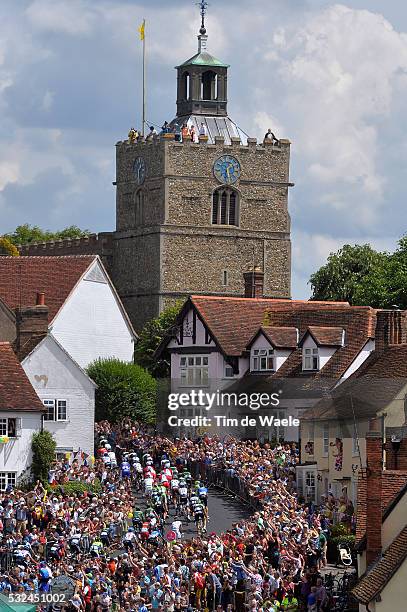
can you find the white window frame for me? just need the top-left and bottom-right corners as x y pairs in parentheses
(0, 418), (20, 438)
(322, 423), (329, 457)
(179, 356), (209, 387)
(305, 470), (316, 502)
(251, 348), (275, 372)
(42, 399), (68, 422)
(303, 347), (319, 371)
(0, 472), (17, 491)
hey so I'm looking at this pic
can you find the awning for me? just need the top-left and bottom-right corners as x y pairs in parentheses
(0, 594), (37, 611)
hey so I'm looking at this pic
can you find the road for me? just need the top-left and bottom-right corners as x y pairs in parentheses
(134, 487), (253, 540)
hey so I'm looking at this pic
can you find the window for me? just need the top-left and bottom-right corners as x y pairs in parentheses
(222, 270), (228, 286)
(224, 365), (234, 378)
(180, 356), (209, 386)
(0, 418), (19, 438)
(352, 426), (359, 456)
(212, 188), (239, 226)
(135, 190), (145, 225)
(303, 347), (319, 370)
(0, 472), (16, 491)
(43, 400), (68, 422)
(305, 470), (316, 501)
(322, 423), (329, 456)
(251, 348), (274, 372)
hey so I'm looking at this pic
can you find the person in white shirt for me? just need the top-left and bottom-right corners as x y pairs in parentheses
(199, 122), (207, 137)
(171, 520), (182, 539)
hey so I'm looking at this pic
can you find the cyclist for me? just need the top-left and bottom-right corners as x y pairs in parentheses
(198, 483), (209, 520)
(193, 501), (206, 534)
(179, 480), (189, 517)
(123, 527), (136, 551)
(171, 519), (182, 540)
(132, 507), (144, 531)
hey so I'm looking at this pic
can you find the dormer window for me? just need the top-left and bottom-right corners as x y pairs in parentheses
(303, 347), (319, 371)
(252, 348), (274, 372)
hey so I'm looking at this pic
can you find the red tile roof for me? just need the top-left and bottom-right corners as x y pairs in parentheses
(352, 525), (407, 605)
(356, 470), (407, 545)
(190, 296), (376, 381)
(249, 326), (298, 349)
(303, 344), (407, 421)
(0, 342), (45, 411)
(304, 326), (344, 346)
(0, 256), (96, 323)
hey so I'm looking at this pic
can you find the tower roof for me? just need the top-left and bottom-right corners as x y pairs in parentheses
(177, 52), (229, 69)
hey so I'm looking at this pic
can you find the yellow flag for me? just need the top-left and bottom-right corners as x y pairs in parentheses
(139, 19), (145, 41)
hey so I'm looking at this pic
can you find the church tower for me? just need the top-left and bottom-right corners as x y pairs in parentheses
(112, 3), (292, 331)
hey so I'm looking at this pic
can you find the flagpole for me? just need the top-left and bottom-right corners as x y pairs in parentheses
(142, 19), (146, 137)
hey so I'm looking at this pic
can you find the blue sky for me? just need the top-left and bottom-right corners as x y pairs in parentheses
(1, 0), (407, 298)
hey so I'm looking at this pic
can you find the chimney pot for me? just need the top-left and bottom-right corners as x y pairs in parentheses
(36, 292), (45, 306)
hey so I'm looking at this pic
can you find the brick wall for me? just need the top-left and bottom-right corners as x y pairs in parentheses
(385, 439), (407, 471)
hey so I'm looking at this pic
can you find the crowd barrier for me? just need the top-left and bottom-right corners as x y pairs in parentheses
(0, 551), (13, 572)
(187, 461), (263, 511)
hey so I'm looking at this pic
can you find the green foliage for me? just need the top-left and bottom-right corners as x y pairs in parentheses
(134, 302), (183, 377)
(332, 535), (356, 549)
(309, 237), (407, 308)
(0, 236), (19, 256)
(330, 522), (351, 538)
(45, 479), (102, 496)
(5, 223), (91, 245)
(86, 358), (157, 424)
(32, 430), (56, 482)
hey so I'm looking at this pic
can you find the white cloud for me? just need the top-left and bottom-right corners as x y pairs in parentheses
(41, 90), (54, 111)
(260, 4), (407, 229)
(0, 162), (19, 191)
(25, 0), (96, 36)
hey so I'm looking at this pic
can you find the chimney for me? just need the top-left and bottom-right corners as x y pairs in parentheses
(366, 417), (383, 566)
(15, 297), (49, 357)
(243, 266), (264, 298)
(375, 309), (407, 352)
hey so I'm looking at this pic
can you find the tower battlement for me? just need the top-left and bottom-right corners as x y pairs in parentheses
(17, 232), (114, 272)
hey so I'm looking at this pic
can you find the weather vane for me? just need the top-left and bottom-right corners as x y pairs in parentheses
(197, 0), (209, 34)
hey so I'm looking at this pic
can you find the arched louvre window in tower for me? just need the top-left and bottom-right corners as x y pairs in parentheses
(212, 187), (239, 226)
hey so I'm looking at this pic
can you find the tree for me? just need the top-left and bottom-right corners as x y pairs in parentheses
(5, 224), (91, 245)
(134, 302), (183, 377)
(32, 430), (56, 482)
(309, 237), (407, 308)
(309, 244), (387, 304)
(0, 236), (19, 256)
(86, 358), (157, 424)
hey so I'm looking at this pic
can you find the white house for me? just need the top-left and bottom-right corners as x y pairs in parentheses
(157, 285), (377, 441)
(0, 255), (136, 368)
(22, 334), (96, 459)
(0, 342), (44, 487)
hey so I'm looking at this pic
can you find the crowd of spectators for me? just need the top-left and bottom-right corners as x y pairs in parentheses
(0, 420), (341, 611)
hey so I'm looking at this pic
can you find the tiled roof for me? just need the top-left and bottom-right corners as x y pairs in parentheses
(249, 326), (298, 349)
(0, 256), (95, 323)
(190, 296), (376, 382)
(355, 470), (407, 546)
(0, 342), (45, 411)
(303, 345), (407, 421)
(304, 326), (344, 346)
(352, 525), (407, 604)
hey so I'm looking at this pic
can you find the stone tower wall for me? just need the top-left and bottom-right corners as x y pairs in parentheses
(113, 135), (292, 330)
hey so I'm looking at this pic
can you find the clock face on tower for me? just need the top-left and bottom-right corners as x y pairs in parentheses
(133, 157), (146, 185)
(213, 155), (241, 185)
